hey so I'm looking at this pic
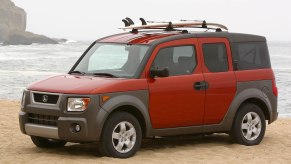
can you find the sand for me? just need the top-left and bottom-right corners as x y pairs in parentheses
(0, 100), (291, 163)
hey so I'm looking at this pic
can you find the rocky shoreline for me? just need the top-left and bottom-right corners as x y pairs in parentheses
(0, 0), (65, 45)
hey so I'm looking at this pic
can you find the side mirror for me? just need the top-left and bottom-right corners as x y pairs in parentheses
(149, 67), (169, 78)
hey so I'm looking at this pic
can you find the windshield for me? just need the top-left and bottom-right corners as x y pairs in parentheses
(72, 43), (149, 78)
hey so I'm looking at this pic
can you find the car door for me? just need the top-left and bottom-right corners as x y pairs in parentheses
(146, 38), (206, 129)
(198, 38), (237, 125)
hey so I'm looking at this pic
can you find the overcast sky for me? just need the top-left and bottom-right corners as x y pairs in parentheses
(13, 0), (291, 42)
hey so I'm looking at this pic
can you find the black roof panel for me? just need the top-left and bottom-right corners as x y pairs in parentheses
(149, 32), (266, 46)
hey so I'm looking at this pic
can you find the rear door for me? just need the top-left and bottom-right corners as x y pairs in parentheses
(198, 38), (237, 124)
(146, 38), (206, 129)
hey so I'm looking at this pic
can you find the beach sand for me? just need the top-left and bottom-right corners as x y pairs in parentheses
(0, 100), (291, 163)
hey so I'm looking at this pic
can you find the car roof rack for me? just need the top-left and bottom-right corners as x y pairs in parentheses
(120, 17), (228, 33)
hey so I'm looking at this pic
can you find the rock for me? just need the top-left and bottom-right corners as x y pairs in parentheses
(52, 38), (68, 43)
(3, 31), (32, 45)
(0, 0), (63, 45)
(3, 31), (58, 45)
(0, 23), (9, 42)
(0, 0), (26, 42)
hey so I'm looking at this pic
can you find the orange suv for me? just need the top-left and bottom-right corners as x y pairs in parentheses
(19, 18), (278, 158)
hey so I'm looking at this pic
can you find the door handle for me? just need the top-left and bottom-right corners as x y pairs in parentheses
(194, 81), (209, 90)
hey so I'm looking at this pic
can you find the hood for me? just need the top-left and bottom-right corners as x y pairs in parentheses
(27, 74), (148, 94)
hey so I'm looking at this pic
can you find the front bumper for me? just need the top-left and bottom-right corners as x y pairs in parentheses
(19, 90), (108, 142)
(25, 123), (59, 139)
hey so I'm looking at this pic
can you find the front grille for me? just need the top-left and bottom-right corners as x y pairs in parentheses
(33, 93), (59, 104)
(28, 113), (59, 126)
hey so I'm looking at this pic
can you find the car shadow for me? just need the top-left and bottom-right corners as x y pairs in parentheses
(140, 133), (232, 151)
(23, 133), (232, 158)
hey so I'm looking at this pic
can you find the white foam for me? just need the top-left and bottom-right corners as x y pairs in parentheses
(278, 114), (291, 118)
(0, 70), (61, 76)
(65, 39), (77, 44)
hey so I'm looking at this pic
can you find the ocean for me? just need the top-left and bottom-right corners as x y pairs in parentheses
(0, 41), (290, 117)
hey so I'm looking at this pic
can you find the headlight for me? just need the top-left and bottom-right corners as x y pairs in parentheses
(67, 98), (90, 112)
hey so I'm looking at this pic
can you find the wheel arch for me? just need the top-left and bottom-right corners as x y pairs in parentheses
(206, 88), (273, 133)
(239, 97), (270, 121)
(105, 105), (147, 138)
(227, 88), (272, 129)
(96, 92), (152, 140)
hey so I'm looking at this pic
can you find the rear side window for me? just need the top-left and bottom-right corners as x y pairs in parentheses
(152, 46), (197, 76)
(232, 42), (271, 70)
(202, 43), (229, 72)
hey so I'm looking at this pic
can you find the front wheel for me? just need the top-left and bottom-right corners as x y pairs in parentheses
(231, 103), (266, 146)
(99, 112), (142, 158)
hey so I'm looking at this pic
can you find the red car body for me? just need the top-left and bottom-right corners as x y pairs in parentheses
(20, 29), (278, 158)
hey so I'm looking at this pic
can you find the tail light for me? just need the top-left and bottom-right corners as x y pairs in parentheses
(272, 79), (278, 97)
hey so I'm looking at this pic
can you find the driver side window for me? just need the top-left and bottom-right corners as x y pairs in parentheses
(152, 45), (197, 76)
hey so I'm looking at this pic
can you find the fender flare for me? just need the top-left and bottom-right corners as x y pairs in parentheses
(95, 94), (152, 138)
(213, 88), (272, 131)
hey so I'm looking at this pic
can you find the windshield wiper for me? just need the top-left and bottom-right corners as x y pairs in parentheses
(92, 73), (118, 78)
(69, 70), (86, 75)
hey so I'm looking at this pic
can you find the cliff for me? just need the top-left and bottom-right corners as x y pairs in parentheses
(0, 0), (60, 45)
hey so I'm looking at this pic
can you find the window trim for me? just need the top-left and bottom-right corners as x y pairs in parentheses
(150, 44), (198, 77)
(202, 42), (229, 73)
(231, 42), (271, 71)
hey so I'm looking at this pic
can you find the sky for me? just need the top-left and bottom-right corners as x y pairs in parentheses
(13, 0), (291, 42)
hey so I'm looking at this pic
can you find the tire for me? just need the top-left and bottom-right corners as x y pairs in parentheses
(231, 103), (266, 146)
(31, 136), (67, 148)
(99, 111), (142, 158)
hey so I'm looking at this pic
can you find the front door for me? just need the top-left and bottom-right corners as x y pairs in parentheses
(146, 38), (205, 129)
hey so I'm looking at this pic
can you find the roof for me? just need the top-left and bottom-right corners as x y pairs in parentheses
(97, 31), (266, 45)
(98, 31), (180, 44)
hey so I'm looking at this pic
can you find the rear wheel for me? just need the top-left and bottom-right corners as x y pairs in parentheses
(231, 103), (266, 145)
(99, 112), (142, 158)
(31, 136), (67, 148)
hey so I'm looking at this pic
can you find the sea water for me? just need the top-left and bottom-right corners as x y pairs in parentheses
(0, 41), (290, 117)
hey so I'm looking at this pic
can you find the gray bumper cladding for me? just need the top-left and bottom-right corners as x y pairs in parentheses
(25, 123), (59, 139)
